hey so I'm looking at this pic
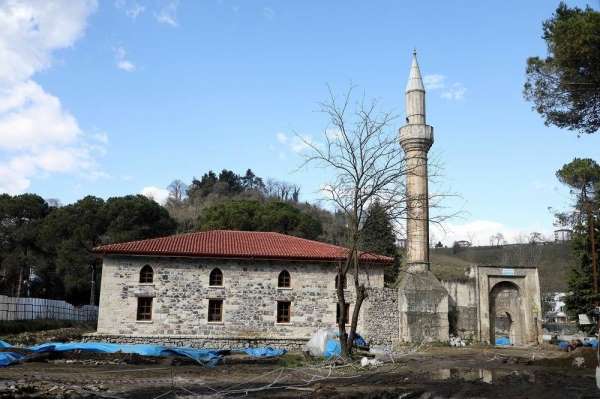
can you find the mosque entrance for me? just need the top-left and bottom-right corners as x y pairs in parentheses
(489, 281), (523, 345)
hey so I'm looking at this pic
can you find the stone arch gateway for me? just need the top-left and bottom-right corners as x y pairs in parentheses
(476, 266), (542, 345)
(489, 281), (523, 345)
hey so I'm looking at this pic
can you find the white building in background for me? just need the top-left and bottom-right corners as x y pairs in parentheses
(544, 292), (568, 324)
(554, 229), (572, 242)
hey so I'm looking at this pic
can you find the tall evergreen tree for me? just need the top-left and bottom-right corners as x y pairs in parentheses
(555, 158), (600, 316)
(360, 201), (400, 286)
(524, 3), (600, 135)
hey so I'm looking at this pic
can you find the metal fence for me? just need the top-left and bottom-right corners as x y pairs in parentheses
(0, 295), (98, 321)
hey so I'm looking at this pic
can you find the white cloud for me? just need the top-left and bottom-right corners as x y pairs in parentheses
(275, 132), (316, 155)
(141, 186), (170, 205)
(441, 83), (466, 100)
(276, 132), (288, 144)
(0, 81), (80, 151)
(423, 73), (466, 101)
(0, 0), (97, 83)
(423, 74), (446, 90)
(290, 135), (313, 153)
(114, 46), (136, 72)
(0, 0), (103, 194)
(263, 7), (275, 20)
(126, 3), (145, 19)
(115, 0), (145, 20)
(155, 0), (179, 26)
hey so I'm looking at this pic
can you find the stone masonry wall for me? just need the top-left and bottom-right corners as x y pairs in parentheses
(360, 287), (399, 347)
(85, 334), (309, 351)
(96, 255), (385, 346)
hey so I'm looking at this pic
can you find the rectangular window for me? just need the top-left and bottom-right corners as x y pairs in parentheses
(277, 301), (291, 323)
(208, 299), (223, 322)
(336, 303), (350, 325)
(136, 297), (153, 321)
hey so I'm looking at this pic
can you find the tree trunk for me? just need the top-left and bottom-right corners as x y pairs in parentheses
(591, 209), (598, 303)
(345, 248), (368, 357)
(16, 266), (22, 298)
(336, 261), (349, 358)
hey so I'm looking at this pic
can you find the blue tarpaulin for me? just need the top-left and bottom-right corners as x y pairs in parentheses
(495, 337), (511, 345)
(324, 339), (341, 358)
(0, 352), (25, 367)
(242, 347), (286, 358)
(323, 333), (368, 358)
(0, 341), (286, 367)
(354, 334), (367, 347)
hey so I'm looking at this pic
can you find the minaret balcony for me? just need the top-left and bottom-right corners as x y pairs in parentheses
(399, 124), (434, 150)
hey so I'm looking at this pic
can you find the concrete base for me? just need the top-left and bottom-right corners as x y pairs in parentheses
(397, 270), (449, 343)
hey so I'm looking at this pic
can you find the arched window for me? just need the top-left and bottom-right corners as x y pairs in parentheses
(139, 265), (153, 283)
(335, 274), (347, 289)
(278, 270), (291, 288)
(209, 268), (223, 286)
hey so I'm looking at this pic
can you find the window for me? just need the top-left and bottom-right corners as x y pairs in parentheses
(336, 303), (350, 325)
(335, 274), (347, 289)
(139, 265), (153, 283)
(277, 301), (291, 323)
(208, 299), (223, 322)
(209, 268), (223, 286)
(278, 270), (291, 288)
(136, 297), (153, 321)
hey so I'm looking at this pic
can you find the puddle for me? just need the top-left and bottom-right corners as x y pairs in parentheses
(431, 368), (535, 384)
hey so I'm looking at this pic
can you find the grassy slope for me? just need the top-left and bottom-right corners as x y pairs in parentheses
(428, 242), (574, 293)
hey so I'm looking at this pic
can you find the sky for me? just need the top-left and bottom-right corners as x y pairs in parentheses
(1, 0), (600, 246)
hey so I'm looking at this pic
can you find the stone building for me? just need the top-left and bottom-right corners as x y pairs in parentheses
(93, 230), (394, 349)
(91, 52), (543, 349)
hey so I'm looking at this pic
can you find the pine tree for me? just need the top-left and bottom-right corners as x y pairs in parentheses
(556, 158), (600, 317)
(360, 201), (400, 286)
(565, 218), (600, 317)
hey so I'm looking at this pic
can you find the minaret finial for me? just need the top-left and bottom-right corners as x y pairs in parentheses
(406, 50), (425, 93)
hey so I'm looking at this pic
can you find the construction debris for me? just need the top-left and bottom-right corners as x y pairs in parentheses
(448, 335), (467, 347)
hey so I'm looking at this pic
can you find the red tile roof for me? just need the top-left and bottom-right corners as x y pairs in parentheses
(93, 230), (393, 264)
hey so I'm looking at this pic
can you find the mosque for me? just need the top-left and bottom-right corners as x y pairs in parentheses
(92, 53), (542, 349)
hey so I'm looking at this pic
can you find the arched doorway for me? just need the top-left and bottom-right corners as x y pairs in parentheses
(490, 281), (523, 346)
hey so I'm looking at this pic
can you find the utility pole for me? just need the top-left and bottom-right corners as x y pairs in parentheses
(89, 263), (96, 306)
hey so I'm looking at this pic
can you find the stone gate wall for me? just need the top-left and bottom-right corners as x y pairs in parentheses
(441, 280), (478, 340)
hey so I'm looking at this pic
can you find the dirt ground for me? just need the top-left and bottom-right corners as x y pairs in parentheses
(0, 345), (599, 398)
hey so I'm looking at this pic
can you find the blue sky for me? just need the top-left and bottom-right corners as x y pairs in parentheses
(1, 0), (599, 245)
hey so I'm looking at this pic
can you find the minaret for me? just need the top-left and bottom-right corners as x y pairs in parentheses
(395, 51), (448, 344)
(399, 51), (434, 273)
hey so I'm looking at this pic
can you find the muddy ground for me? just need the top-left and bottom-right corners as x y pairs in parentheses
(0, 345), (598, 398)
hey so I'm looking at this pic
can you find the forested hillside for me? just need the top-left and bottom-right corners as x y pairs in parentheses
(430, 243), (574, 293)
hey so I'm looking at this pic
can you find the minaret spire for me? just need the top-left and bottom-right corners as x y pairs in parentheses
(405, 51), (426, 124)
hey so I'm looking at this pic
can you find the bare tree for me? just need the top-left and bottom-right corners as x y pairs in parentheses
(264, 179), (301, 202)
(299, 86), (416, 358)
(466, 231), (477, 246)
(167, 179), (187, 203)
(529, 231), (545, 244)
(490, 232), (505, 247)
